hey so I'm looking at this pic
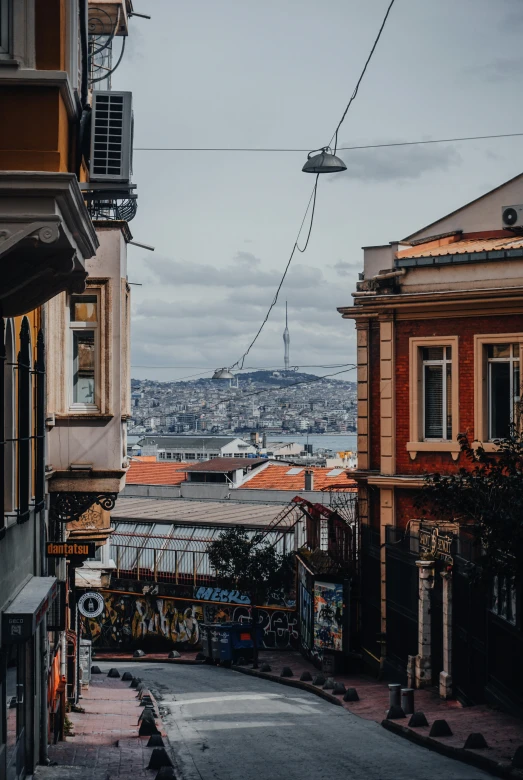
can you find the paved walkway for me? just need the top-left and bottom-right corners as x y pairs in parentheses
(238, 649), (523, 772)
(34, 675), (172, 780)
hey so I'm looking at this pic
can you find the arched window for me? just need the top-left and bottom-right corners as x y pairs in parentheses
(17, 316), (32, 524)
(3, 317), (15, 519)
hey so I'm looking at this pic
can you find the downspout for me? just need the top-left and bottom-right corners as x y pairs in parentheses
(77, 0), (91, 176)
(39, 310), (50, 765)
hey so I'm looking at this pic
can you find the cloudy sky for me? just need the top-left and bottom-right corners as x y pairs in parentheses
(112, 0), (523, 381)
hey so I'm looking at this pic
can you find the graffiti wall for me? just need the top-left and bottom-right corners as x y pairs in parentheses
(81, 590), (297, 651)
(81, 592), (202, 650)
(313, 581), (344, 652)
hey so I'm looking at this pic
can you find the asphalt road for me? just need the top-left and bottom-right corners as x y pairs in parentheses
(106, 662), (494, 780)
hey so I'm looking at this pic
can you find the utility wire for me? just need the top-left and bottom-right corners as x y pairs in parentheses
(134, 132), (523, 152)
(230, 175), (319, 371)
(226, 1), (397, 370)
(329, 0), (396, 154)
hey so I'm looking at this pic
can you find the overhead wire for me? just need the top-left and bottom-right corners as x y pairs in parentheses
(134, 132), (523, 152)
(224, 0), (397, 370)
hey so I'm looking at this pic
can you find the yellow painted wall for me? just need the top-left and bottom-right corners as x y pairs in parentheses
(0, 88), (70, 172)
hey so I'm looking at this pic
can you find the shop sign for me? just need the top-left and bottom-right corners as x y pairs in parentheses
(419, 525), (454, 564)
(46, 542), (96, 559)
(78, 592), (105, 619)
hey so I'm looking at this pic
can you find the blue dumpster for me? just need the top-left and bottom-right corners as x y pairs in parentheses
(204, 623), (263, 665)
(199, 624), (213, 662)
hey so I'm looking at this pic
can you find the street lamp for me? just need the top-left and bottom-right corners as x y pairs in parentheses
(302, 147), (347, 174)
(212, 368), (235, 380)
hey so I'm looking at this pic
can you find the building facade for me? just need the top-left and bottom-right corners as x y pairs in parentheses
(340, 173), (523, 715)
(0, 1), (136, 777)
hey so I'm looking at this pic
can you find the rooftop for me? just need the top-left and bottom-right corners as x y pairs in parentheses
(111, 497), (289, 528)
(241, 463), (356, 492)
(181, 457), (267, 473)
(139, 435), (250, 449)
(126, 461), (187, 485)
(396, 232), (523, 267)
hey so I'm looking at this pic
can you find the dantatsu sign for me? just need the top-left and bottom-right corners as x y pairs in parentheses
(419, 525), (454, 564)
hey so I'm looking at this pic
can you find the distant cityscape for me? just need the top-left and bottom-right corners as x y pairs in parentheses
(129, 371), (357, 436)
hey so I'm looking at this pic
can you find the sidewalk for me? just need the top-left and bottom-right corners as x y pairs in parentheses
(34, 675), (172, 780)
(233, 648), (523, 775)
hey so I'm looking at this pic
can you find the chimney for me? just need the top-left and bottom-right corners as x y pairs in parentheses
(304, 469), (314, 491)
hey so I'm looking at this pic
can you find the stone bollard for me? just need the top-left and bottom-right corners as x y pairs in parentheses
(148, 748), (173, 770)
(400, 688), (414, 715)
(388, 683), (401, 709)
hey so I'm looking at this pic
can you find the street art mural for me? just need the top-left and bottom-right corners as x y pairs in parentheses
(313, 581), (344, 652)
(81, 592), (202, 650)
(81, 590), (297, 650)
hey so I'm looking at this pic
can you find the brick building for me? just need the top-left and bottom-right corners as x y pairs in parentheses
(339, 172), (523, 716)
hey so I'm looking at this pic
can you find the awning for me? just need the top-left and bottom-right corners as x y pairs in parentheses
(2, 576), (58, 643)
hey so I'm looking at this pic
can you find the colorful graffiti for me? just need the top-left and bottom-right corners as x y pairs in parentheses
(81, 590), (298, 650)
(313, 581), (344, 652)
(195, 586), (250, 605)
(81, 592), (202, 649)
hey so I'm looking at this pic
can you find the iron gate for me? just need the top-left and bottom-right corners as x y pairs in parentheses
(385, 528), (418, 681)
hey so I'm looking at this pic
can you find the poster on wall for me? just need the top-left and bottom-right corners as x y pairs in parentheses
(313, 581), (344, 652)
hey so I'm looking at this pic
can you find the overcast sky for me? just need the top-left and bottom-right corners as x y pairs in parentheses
(112, 0), (523, 382)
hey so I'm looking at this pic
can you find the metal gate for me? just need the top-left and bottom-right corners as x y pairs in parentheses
(385, 528), (418, 681)
(360, 525), (381, 672)
(452, 556), (487, 703)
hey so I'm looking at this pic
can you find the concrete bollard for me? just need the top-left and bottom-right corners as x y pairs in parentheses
(148, 748), (173, 770)
(147, 735), (165, 747)
(464, 733), (488, 749)
(107, 668), (120, 678)
(429, 719), (453, 737)
(400, 688), (414, 715)
(260, 663), (272, 672)
(155, 768), (176, 780)
(408, 711), (428, 727)
(300, 671), (313, 682)
(343, 688), (359, 702)
(280, 667), (293, 678)
(312, 675), (326, 686)
(121, 672), (133, 681)
(388, 683), (401, 709)
(91, 666), (102, 674)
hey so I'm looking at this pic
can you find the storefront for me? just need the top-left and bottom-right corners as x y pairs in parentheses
(1, 577), (57, 780)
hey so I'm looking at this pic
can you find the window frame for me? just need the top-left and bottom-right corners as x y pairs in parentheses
(0, 0), (11, 57)
(407, 335), (460, 460)
(487, 343), (520, 441)
(474, 334), (523, 450)
(65, 280), (111, 418)
(422, 345), (453, 441)
(69, 293), (99, 412)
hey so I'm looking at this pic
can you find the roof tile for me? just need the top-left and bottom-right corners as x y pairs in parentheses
(242, 464), (356, 492)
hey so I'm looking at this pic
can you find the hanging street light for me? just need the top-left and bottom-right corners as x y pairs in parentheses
(302, 147), (347, 174)
(212, 368), (235, 380)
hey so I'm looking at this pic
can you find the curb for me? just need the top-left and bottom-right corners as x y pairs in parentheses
(94, 656), (205, 665)
(229, 664), (343, 707)
(381, 719), (523, 779)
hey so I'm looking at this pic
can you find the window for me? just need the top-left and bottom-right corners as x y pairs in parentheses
(70, 295), (98, 409)
(487, 344), (520, 440)
(0, 0), (10, 56)
(407, 336), (459, 458)
(490, 575), (517, 625)
(474, 335), (523, 448)
(422, 346), (452, 440)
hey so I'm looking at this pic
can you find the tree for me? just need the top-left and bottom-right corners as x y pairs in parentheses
(417, 430), (523, 581)
(207, 526), (295, 667)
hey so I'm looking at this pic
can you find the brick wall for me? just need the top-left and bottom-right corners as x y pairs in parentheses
(395, 313), (523, 474)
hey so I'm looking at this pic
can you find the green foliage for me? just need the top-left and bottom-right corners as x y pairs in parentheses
(207, 525), (294, 604)
(417, 430), (523, 581)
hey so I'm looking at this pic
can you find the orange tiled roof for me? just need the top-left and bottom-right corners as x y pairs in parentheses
(397, 234), (523, 260)
(241, 464), (356, 492)
(126, 461), (187, 485)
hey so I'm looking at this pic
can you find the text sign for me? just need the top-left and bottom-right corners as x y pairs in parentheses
(419, 526), (454, 564)
(46, 542), (96, 558)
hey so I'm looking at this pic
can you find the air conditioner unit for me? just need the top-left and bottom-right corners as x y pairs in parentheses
(501, 204), (523, 229)
(89, 91), (133, 183)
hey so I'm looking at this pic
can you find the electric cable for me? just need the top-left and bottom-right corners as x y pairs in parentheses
(134, 132), (523, 152)
(329, 0), (396, 154)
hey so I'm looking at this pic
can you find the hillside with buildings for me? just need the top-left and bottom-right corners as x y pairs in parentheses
(129, 370), (357, 436)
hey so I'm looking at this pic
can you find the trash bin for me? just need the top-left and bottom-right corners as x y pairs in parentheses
(204, 623), (263, 665)
(199, 624), (213, 662)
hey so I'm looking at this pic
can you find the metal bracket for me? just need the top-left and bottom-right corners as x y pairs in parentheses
(49, 492), (118, 523)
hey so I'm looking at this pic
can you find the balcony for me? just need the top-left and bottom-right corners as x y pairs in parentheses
(0, 172), (98, 316)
